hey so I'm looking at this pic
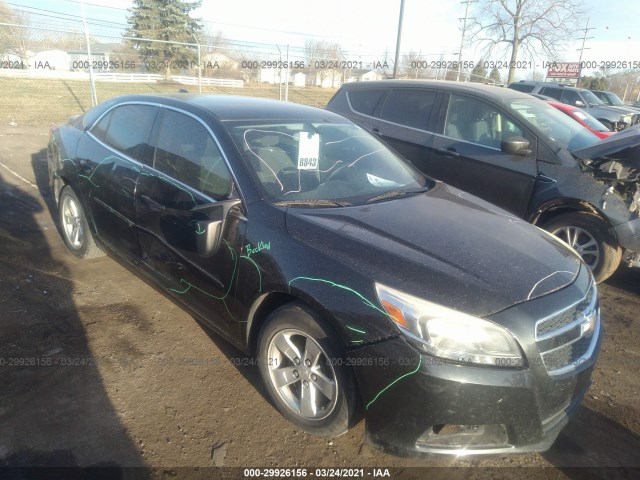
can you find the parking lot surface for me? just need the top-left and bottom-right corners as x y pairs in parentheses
(0, 127), (639, 479)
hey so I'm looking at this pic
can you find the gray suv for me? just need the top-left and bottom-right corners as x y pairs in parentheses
(327, 80), (640, 282)
(508, 81), (639, 131)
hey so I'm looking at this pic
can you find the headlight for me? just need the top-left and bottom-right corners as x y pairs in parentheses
(617, 115), (632, 130)
(375, 283), (523, 366)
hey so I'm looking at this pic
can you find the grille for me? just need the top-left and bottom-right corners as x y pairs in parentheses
(536, 285), (596, 340)
(536, 282), (600, 376)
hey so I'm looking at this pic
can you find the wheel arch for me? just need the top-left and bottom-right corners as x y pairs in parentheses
(245, 291), (343, 357)
(529, 198), (614, 232)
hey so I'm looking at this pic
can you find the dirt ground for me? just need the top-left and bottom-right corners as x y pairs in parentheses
(0, 127), (639, 480)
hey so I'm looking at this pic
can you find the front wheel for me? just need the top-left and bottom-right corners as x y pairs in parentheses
(543, 212), (621, 283)
(257, 303), (359, 437)
(58, 186), (104, 259)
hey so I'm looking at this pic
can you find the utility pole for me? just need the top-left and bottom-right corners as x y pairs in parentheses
(392, 0), (405, 79)
(80, 1), (97, 106)
(577, 17), (595, 84)
(456, 0), (476, 82)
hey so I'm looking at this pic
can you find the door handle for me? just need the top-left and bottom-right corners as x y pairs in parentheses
(140, 195), (166, 211)
(437, 148), (460, 158)
(372, 127), (381, 135)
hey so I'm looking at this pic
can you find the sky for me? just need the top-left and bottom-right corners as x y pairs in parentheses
(4, 0), (639, 79)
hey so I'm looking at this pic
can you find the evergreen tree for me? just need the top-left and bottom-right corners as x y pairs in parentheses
(470, 58), (487, 82)
(127, 0), (203, 78)
(489, 67), (502, 84)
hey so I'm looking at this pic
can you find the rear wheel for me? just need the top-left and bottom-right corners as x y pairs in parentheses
(543, 212), (621, 282)
(59, 186), (104, 259)
(257, 303), (359, 437)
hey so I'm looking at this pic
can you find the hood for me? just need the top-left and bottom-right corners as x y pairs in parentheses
(286, 184), (581, 317)
(572, 127), (640, 171)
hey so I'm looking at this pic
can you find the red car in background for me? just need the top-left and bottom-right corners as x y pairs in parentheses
(548, 101), (614, 139)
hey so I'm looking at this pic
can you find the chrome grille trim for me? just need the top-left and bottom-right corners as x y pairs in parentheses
(535, 283), (596, 341)
(542, 312), (600, 376)
(535, 282), (600, 376)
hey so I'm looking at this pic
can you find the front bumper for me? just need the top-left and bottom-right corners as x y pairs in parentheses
(614, 216), (640, 257)
(349, 269), (600, 457)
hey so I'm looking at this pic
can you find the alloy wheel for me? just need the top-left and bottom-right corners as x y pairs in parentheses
(61, 194), (84, 249)
(266, 329), (338, 421)
(551, 225), (600, 269)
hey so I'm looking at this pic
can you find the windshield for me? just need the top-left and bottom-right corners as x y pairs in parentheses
(605, 92), (625, 106)
(510, 99), (600, 151)
(224, 120), (428, 205)
(582, 90), (604, 106)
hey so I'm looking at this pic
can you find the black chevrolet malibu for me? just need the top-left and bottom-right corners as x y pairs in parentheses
(48, 94), (601, 456)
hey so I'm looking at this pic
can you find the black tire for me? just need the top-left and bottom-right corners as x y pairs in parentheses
(257, 302), (359, 437)
(542, 212), (622, 283)
(58, 186), (104, 259)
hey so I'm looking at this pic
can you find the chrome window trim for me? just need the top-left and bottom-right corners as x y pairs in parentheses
(86, 100), (247, 208)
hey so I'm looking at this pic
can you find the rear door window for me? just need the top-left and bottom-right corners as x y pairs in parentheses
(539, 87), (563, 101)
(348, 89), (387, 116)
(379, 89), (437, 130)
(102, 104), (158, 164)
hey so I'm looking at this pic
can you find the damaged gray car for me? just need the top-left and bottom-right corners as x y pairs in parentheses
(327, 81), (640, 282)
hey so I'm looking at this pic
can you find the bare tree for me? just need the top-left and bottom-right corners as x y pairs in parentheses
(304, 39), (342, 86)
(401, 50), (426, 79)
(0, 1), (31, 62)
(470, 0), (585, 84)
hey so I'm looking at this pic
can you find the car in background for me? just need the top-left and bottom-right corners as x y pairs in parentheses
(327, 80), (640, 282)
(508, 81), (639, 131)
(591, 90), (640, 114)
(48, 94), (601, 457)
(548, 101), (614, 139)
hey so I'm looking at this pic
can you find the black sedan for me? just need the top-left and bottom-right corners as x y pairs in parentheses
(48, 94), (601, 456)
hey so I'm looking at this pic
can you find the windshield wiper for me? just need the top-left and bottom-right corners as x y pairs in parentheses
(365, 187), (430, 204)
(275, 199), (350, 208)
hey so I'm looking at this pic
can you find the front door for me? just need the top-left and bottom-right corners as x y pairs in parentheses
(135, 108), (245, 338)
(429, 94), (537, 217)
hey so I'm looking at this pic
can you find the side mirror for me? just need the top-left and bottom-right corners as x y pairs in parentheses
(193, 199), (241, 257)
(575, 100), (586, 108)
(501, 136), (532, 156)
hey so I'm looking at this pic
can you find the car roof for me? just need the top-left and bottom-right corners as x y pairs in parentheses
(336, 80), (533, 102)
(105, 94), (346, 122)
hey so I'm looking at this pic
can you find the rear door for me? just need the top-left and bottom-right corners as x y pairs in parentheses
(135, 108), (246, 337)
(368, 88), (442, 170)
(429, 93), (538, 217)
(79, 103), (158, 258)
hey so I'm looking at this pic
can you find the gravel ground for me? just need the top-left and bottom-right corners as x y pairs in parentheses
(0, 127), (638, 480)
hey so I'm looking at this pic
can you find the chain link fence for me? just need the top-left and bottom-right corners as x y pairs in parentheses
(0, 21), (345, 127)
(1, 14), (508, 128)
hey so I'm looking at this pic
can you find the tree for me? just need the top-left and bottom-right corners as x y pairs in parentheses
(402, 50), (426, 79)
(471, 0), (585, 84)
(469, 58), (488, 82)
(127, 0), (203, 79)
(304, 39), (342, 87)
(0, 1), (31, 62)
(489, 66), (502, 83)
(578, 76), (608, 91)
